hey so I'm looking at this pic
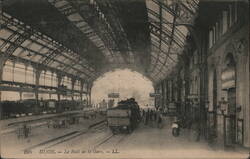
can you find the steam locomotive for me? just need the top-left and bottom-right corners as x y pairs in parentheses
(107, 98), (141, 134)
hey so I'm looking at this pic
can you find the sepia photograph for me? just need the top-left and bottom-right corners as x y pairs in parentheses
(0, 0), (249, 158)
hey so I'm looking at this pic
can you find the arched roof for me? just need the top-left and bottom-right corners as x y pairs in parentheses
(1, 0), (199, 85)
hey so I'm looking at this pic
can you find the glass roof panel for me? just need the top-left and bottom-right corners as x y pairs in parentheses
(21, 39), (32, 48)
(49, 61), (60, 68)
(39, 47), (50, 55)
(162, 9), (174, 23)
(161, 41), (169, 51)
(57, 55), (66, 62)
(12, 47), (23, 56)
(0, 29), (13, 39)
(1, 43), (11, 52)
(0, 39), (4, 47)
(146, 0), (199, 83)
(158, 55), (165, 64)
(158, 51), (167, 59)
(28, 43), (43, 51)
(35, 38), (49, 47)
(146, 0), (160, 14)
(151, 33), (160, 43)
(162, 23), (172, 35)
(28, 54), (43, 62)
(9, 34), (20, 43)
(176, 25), (188, 37)
(151, 56), (156, 64)
(148, 15), (160, 25)
(54, 0), (68, 8)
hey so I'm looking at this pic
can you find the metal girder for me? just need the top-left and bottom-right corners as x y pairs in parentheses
(51, 0), (134, 65)
(151, 42), (177, 60)
(71, 0), (130, 64)
(94, 0), (134, 63)
(62, 58), (95, 76)
(152, 0), (176, 16)
(154, 2), (178, 77)
(49, 0), (116, 63)
(57, 3), (78, 16)
(150, 23), (182, 47)
(149, 24), (171, 46)
(0, 28), (22, 51)
(42, 45), (65, 65)
(17, 37), (38, 56)
(0, 53), (85, 82)
(0, 82), (87, 94)
(150, 53), (169, 66)
(159, 0), (199, 26)
(149, 25), (176, 74)
(152, 1), (199, 79)
(148, 18), (184, 48)
(3, 30), (31, 59)
(0, 38), (93, 79)
(1, 13), (97, 80)
(149, 2), (166, 76)
(147, 9), (187, 47)
(146, 0), (199, 82)
(147, 8), (173, 27)
(6, 27), (95, 74)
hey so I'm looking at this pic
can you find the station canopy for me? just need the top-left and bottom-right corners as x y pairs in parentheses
(1, 0), (199, 85)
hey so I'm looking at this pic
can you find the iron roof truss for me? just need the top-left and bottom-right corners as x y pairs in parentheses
(146, 0), (199, 83)
(0, 12), (97, 82)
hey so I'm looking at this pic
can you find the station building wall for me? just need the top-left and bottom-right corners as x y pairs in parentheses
(207, 23), (249, 147)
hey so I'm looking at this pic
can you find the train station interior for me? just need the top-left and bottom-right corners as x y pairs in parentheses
(0, 0), (249, 158)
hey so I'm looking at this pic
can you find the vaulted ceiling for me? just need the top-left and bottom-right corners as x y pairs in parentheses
(1, 0), (199, 84)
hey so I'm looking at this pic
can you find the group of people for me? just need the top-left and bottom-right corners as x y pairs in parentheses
(140, 109), (163, 128)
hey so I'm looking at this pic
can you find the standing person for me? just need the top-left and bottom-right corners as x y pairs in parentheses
(157, 112), (163, 128)
(145, 109), (149, 125)
(152, 110), (154, 121)
(140, 109), (143, 121)
(142, 109), (145, 123)
(150, 109), (153, 121)
(154, 110), (157, 121)
(23, 124), (29, 138)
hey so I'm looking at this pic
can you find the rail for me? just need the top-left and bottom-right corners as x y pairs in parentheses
(24, 119), (107, 151)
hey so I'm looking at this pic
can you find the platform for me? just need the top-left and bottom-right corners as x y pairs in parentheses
(2, 116), (248, 159)
(1, 113), (106, 157)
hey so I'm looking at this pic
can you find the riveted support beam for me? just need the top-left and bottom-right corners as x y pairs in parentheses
(34, 67), (42, 114)
(57, 74), (63, 112)
(86, 82), (92, 106)
(71, 78), (76, 101)
(80, 80), (86, 102)
(0, 57), (4, 119)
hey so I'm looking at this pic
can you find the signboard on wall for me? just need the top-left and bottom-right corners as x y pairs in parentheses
(23, 93), (35, 98)
(149, 93), (161, 97)
(22, 93), (35, 99)
(108, 93), (119, 98)
(187, 94), (198, 99)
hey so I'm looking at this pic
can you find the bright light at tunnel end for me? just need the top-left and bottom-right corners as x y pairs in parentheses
(91, 68), (155, 107)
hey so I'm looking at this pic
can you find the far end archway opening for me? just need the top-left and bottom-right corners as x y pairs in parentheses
(91, 69), (154, 108)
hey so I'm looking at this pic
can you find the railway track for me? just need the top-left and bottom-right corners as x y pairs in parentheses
(93, 133), (130, 149)
(24, 120), (107, 151)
